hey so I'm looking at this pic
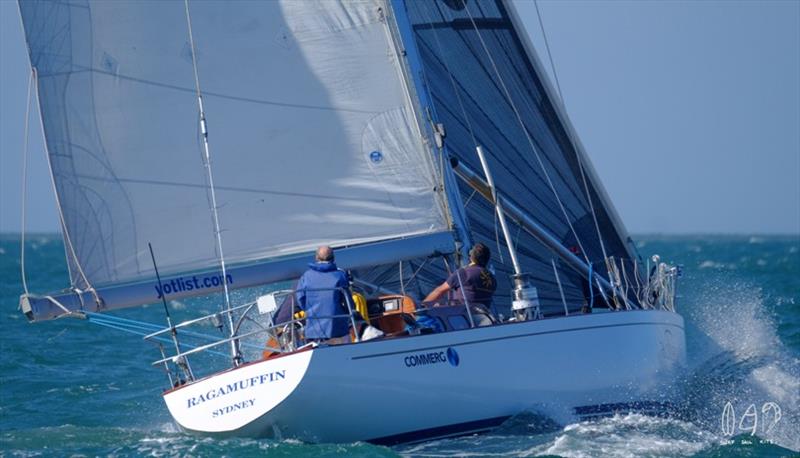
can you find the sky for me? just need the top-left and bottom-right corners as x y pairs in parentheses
(0, 0), (798, 234)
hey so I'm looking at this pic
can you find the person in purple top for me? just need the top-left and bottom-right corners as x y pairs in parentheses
(424, 243), (497, 325)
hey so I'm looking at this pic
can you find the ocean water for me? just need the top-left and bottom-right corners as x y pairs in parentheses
(1, 234), (798, 457)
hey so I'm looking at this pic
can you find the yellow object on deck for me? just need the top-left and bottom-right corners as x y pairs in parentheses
(352, 292), (369, 324)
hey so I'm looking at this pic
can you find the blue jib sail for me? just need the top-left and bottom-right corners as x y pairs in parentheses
(397, 0), (641, 314)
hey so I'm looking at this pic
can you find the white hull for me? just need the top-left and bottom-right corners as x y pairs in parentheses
(163, 310), (685, 444)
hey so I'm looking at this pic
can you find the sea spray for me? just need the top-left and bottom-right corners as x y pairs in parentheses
(679, 277), (799, 451)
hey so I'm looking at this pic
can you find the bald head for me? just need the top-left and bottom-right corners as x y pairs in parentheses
(315, 245), (334, 262)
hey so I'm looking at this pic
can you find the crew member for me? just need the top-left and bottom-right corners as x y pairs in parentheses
(296, 245), (350, 342)
(424, 243), (497, 325)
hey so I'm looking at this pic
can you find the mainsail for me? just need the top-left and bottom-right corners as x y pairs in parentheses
(19, 0), (457, 319)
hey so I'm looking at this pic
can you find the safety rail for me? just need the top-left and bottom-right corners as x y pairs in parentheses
(144, 285), (486, 384)
(144, 264), (679, 386)
(145, 286), (373, 384)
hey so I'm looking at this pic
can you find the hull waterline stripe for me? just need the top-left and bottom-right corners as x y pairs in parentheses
(351, 320), (683, 360)
(367, 415), (510, 446)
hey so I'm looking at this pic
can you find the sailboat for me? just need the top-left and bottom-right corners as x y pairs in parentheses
(17, 0), (685, 445)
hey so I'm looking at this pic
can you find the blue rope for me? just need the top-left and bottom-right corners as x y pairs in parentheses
(87, 312), (221, 342)
(85, 312), (162, 329)
(85, 312), (263, 355)
(86, 314), (230, 359)
(87, 318), (173, 346)
(588, 263), (594, 310)
(87, 317), (161, 334)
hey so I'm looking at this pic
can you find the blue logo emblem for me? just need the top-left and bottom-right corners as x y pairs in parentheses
(369, 151), (383, 163)
(446, 347), (460, 367)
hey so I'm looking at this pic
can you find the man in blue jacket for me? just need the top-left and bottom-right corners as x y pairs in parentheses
(296, 245), (350, 342)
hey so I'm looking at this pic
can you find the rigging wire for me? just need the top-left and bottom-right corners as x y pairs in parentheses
(533, 0), (623, 306)
(20, 69), (33, 296)
(399, 260), (406, 296)
(461, 2), (591, 266)
(552, 258), (568, 315)
(183, 0), (239, 363)
(533, 0), (564, 104)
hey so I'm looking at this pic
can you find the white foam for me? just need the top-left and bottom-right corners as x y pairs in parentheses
(537, 414), (720, 458)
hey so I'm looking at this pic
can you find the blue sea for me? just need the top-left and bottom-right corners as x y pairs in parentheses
(1, 234), (798, 457)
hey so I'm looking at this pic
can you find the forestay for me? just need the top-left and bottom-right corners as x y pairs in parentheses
(19, 0), (451, 293)
(398, 0), (640, 312)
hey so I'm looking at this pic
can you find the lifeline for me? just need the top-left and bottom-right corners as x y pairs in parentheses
(186, 370), (286, 408)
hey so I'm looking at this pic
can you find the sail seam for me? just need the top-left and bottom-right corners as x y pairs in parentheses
(35, 67), (381, 115)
